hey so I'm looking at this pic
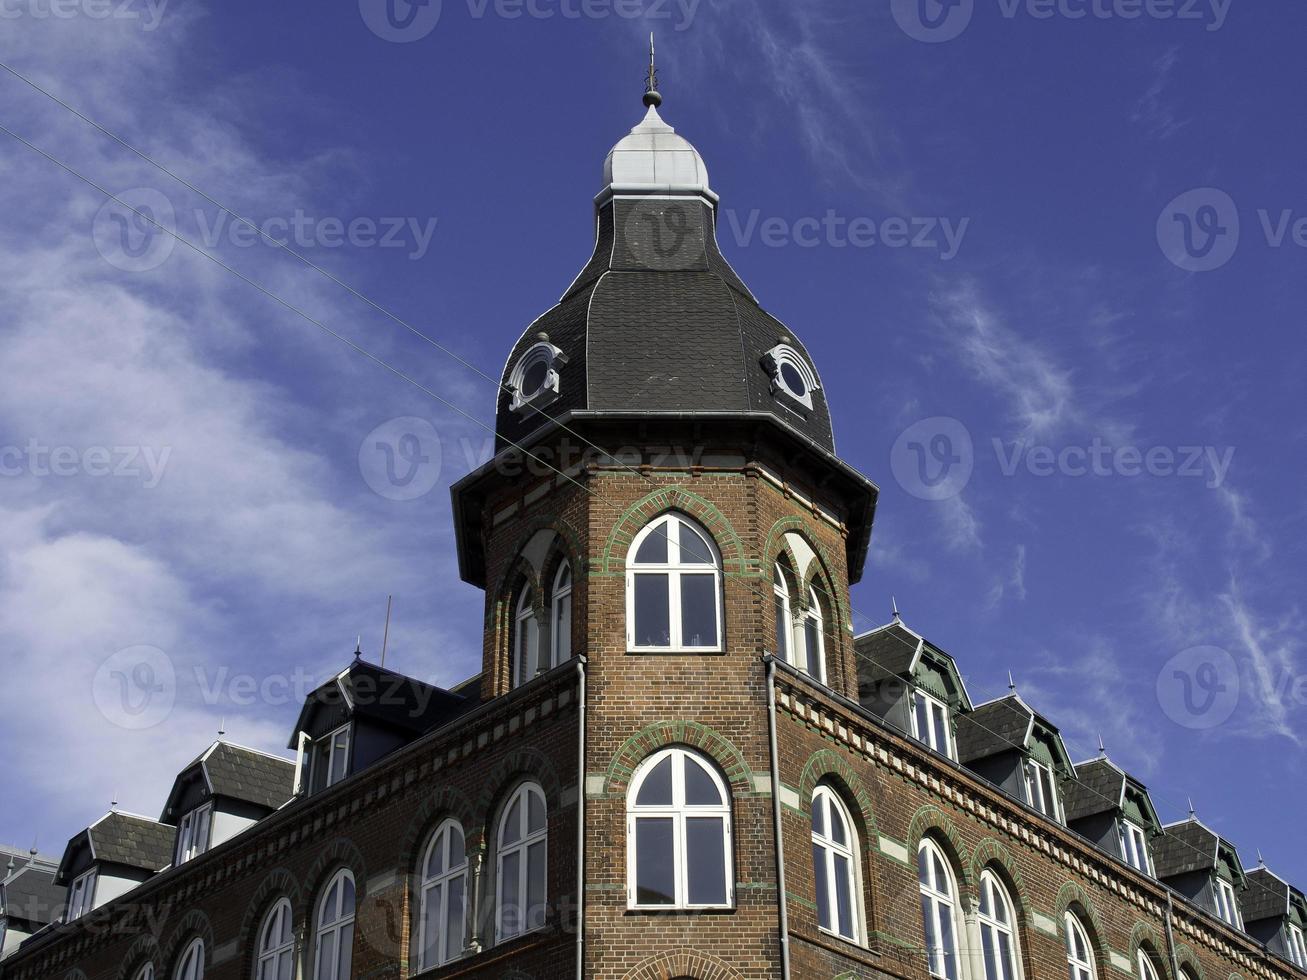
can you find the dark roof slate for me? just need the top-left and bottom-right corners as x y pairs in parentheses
(1064, 758), (1126, 822)
(1242, 868), (1291, 924)
(57, 812), (172, 884)
(204, 743), (295, 811)
(955, 696), (1033, 764)
(855, 623), (921, 688)
(0, 863), (65, 927)
(1153, 820), (1221, 879)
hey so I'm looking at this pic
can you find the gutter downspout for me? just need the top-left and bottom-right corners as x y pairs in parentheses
(575, 655), (588, 980)
(1165, 889), (1182, 979)
(766, 656), (792, 980)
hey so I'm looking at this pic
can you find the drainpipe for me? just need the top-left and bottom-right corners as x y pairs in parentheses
(1165, 890), (1182, 979)
(575, 656), (588, 980)
(766, 657), (792, 980)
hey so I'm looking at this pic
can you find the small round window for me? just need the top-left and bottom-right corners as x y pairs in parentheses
(508, 341), (565, 413)
(762, 343), (820, 411)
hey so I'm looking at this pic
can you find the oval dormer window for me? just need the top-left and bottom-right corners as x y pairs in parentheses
(509, 341), (566, 414)
(762, 343), (820, 411)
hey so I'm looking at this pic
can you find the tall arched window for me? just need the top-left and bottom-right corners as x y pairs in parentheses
(551, 562), (572, 665)
(773, 563), (791, 662)
(1064, 911), (1096, 980)
(811, 784), (861, 943)
(496, 782), (548, 942)
(173, 939), (204, 980)
(627, 747), (732, 909)
(799, 587), (826, 681)
(418, 819), (467, 970)
(918, 838), (963, 980)
(313, 870), (355, 980)
(977, 870), (1021, 980)
(1136, 948), (1161, 980)
(627, 513), (723, 651)
(513, 585), (538, 688)
(256, 898), (295, 980)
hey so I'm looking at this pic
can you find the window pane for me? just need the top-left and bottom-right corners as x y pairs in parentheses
(804, 617), (821, 676)
(997, 932), (1014, 980)
(426, 837), (446, 878)
(635, 818), (676, 905)
(811, 795), (826, 837)
(678, 521), (714, 564)
(813, 844), (831, 930)
(636, 756), (673, 806)
(679, 574), (717, 647)
(445, 874), (465, 960)
(340, 875), (355, 915)
(527, 789), (545, 833)
(633, 573), (671, 646)
(981, 925), (998, 980)
(502, 798), (522, 845)
(634, 523), (668, 563)
(317, 932), (337, 980)
(321, 881), (339, 925)
(827, 799), (847, 847)
(914, 694), (930, 744)
(336, 922), (353, 980)
(921, 894), (939, 970)
(500, 851), (521, 936)
(939, 904), (958, 979)
(834, 854), (854, 939)
(683, 757), (722, 806)
(526, 841), (547, 929)
(685, 817), (727, 905)
(554, 592), (571, 662)
(774, 595), (788, 658)
(421, 882), (442, 967)
(932, 704), (949, 755)
(277, 951), (293, 980)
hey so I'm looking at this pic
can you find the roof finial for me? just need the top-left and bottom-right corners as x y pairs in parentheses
(1257, 849), (1267, 868)
(1187, 797), (1197, 820)
(891, 595), (901, 622)
(354, 635), (362, 659)
(1007, 670), (1017, 694)
(111, 791), (119, 812)
(217, 716), (226, 739)
(1097, 734), (1107, 758)
(643, 33), (662, 108)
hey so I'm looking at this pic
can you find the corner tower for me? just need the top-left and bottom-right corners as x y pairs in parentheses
(450, 76), (878, 978)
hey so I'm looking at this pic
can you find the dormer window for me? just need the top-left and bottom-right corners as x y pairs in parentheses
(762, 343), (820, 411)
(310, 724), (352, 792)
(175, 804), (213, 865)
(509, 341), (565, 414)
(910, 689), (954, 760)
(1215, 877), (1242, 928)
(1287, 924), (1307, 968)
(1024, 759), (1061, 822)
(1118, 819), (1150, 874)
(66, 868), (96, 920)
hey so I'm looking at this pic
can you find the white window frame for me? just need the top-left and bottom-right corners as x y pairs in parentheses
(977, 869), (1023, 980)
(417, 818), (468, 970)
(1287, 923), (1307, 968)
(918, 838), (964, 979)
(314, 723), (351, 790)
(1024, 759), (1061, 822)
(811, 784), (862, 944)
(513, 585), (539, 687)
(625, 513), (724, 653)
(256, 898), (295, 980)
(762, 342), (821, 410)
(175, 803), (213, 866)
(1064, 911), (1097, 980)
(1118, 819), (1151, 875)
(313, 869), (355, 980)
(495, 782), (548, 942)
(773, 563), (791, 663)
(66, 867), (97, 920)
(508, 341), (564, 413)
(911, 689), (954, 760)
(1136, 948), (1161, 980)
(1215, 877), (1243, 928)
(794, 586), (827, 682)
(173, 938), (204, 980)
(551, 561), (572, 666)
(626, 747), (734, 911)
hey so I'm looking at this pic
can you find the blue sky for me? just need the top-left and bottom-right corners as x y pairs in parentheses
(1, 0), (1304, 888)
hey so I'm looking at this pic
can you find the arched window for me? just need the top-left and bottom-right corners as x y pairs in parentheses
(627, 513), (723, 651)
(773, 563), (791, 662)
(418, 819), (467, 969)
(551, 562), (572, 665)
(513, 584), (538, 688)
(133, 964), (155, 980)
(811, 784), (861, 943)
(799, 586), (826, 681)
(627, 747), (732, 909)
(256, 898), (295, 980)
(977, 870), (1021, 980)
(496, 782), (548, 942)
(173, 939), (204, 980)
(1064, 911), (1096, 980)
(1136, 948), (1161, 980)
(918, 838), (962, 980)
(313, 870), (355, 980)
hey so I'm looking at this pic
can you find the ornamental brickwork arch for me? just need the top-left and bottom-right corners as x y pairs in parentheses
(159, 908), (215, 973)
(969, 838), (1032, 917)
(600, 490), (746, 575)
(396, 784), (479, 873)
(472, 745), (566, 821)
(907, 805), (974, 897)
(603, 721), (752, 797)
(1054, 881), (1110, 970)
(1174, 945), (1206, 980)
(1130, 921), (1173, 980)
(620, 947), (746, 980)
(299, 837), (368, 924)
(797, 747), (878, 840)
(235, 867), (302, 958)
(490, 515), (585, 606)
(115, 934), (161, 980)
(762, 516), (851, 633)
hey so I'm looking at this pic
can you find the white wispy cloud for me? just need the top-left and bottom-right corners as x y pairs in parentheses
(1131, 45), (1188, 142)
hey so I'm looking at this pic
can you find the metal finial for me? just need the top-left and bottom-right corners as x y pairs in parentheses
(643, 33), (662, 108)
(1188, 797), (1197, 819)
(354, 635), (362, 659)
(891, 596), (901, 621)
(1007, 670), (1017, 693)
(1097, 734), (1107, 757)
(1257, 849), (1267, 868)
(111, 792), (118, 811)
(217, 716), (226, 739)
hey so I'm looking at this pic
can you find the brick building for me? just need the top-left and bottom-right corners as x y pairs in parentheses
(1, 78), (1304, 980)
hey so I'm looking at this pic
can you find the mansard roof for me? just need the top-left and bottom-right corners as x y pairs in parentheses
(1063, 756), (1160, 827)
(1241, 867), (1300, 925)
(161, 741), (296, 822)
(1154, 818), (1245, 882)
(954, 693), (1074, 772)
(0, 859), (64, 928)
(54, 812), (173, 885)
(854, 619), (973, 710)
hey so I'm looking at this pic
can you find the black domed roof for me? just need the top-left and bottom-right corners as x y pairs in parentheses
(494, 109), (835, 455)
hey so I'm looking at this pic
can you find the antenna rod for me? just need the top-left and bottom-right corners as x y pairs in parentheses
(381, 594), (393, 668)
